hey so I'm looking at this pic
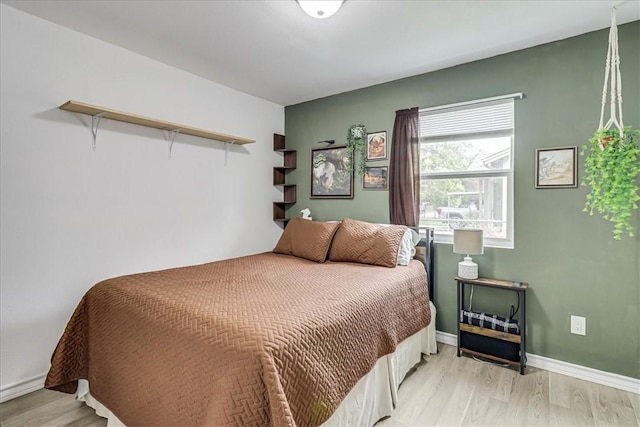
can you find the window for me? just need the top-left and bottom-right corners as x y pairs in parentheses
(419, 95), (520, 248)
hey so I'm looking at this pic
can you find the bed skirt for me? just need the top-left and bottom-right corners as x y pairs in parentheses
(77, 302), (437, 427)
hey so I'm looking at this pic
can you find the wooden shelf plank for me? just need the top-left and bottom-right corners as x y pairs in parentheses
(460, 323), (521, 343)
(460, 347), (521, 366)
(273, 133), (286, 151)
(60, 100), (255, 145)
(455, 276), (528, 290)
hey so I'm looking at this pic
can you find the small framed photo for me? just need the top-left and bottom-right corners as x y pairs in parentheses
(535, 146), (578, 188)
(366, 131), (387, 160)
(311, 146), (354, 198)
(363, 166), (389, 190)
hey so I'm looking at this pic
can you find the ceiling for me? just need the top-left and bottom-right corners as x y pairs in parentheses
(3, 1), (639, 106)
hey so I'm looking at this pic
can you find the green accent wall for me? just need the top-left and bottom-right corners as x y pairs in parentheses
(284, 22), (640, 379)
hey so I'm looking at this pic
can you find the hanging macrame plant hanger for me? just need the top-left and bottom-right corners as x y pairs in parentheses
(582, 6), (640, 240)
(597, 8), (625, 149)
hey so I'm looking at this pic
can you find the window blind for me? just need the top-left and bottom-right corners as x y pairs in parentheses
(419, 98), (514, 140)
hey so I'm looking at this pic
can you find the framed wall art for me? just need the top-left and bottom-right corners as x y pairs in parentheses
(363, 166), (389, 190)
(311, 146), (354, 198)
(366, 131), (387, 160)
(535, 146), (578, 188)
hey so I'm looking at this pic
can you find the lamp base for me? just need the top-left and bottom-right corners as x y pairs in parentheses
(458, 256), (478, 279)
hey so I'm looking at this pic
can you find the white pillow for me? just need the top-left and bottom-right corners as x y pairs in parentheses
(377, 224), (420, 266)
(397, 228), (420, 266)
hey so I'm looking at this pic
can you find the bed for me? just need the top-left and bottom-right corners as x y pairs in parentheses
(45, 218), (436, 426)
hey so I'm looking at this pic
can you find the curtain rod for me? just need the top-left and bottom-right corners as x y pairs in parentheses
(419, 92), (524, 113)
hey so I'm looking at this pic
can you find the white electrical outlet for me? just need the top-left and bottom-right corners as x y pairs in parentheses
(571, 315), (586, 336)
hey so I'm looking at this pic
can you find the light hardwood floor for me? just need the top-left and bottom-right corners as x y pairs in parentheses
(1, 344), (638, 426)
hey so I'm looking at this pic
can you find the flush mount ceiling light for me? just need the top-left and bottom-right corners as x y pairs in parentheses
(297, 1), (344, 19)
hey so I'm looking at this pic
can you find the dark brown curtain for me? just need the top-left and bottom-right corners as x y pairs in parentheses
(389, 107), (419, 226)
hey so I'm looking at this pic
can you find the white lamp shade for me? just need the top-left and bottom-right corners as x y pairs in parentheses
(297, 1), (344, 19)
(453, 229), (484, 255)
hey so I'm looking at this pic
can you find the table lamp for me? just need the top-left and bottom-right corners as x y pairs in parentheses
(453, 228), (484, 279)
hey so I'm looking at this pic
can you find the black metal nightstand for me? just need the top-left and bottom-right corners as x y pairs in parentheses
(456, 276), (528, 374)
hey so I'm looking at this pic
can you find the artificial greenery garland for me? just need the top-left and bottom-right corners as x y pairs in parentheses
(346, 124), (367, 175)
(581, 126), (640, 240)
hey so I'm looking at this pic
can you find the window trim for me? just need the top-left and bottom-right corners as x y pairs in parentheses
(419, 94), (521, 249)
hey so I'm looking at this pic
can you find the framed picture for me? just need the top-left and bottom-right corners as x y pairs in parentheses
(535, 146), (578, 188)
(366, 131), (387, 160)
(363, 166), (389, 190)
(311, 146), (354, 198)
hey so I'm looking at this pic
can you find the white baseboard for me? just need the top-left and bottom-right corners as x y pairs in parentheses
(2, 333), (638, 403)
(436, 331), (640, 394)
(0, 374), (46, 403)
(436, 330), (458, 346)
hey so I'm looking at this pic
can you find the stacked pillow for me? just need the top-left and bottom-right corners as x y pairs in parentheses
(273, 217), (420, 268)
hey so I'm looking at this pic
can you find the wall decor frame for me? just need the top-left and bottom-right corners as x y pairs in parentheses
(535, 146), (578, 188)
(363, 166), (389, 190)
(311, 146), (354, 198)
(366, 131), (387, 160)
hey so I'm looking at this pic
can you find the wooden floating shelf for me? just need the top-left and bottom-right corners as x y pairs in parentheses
(273, 133), (296, 226)
(60, 100), (255, 145)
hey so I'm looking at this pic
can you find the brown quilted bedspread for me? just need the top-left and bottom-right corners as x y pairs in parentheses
(45, 252), (431, 427)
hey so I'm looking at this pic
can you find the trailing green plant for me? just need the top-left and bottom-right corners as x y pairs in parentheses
(346, 124), (367, 175)
(581, 126), (640, 240)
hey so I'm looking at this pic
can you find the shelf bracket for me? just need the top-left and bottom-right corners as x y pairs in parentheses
(91, 112), (107, 151)
(166, 129), (182, 159)
(222, 140), (236, 166)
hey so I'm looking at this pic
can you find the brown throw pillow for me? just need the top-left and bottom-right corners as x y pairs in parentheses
(329, 218), (407, 268)
(273, 218), (340, 263)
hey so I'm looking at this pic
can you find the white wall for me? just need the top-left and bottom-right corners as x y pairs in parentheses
(0, 4), (285, 400)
